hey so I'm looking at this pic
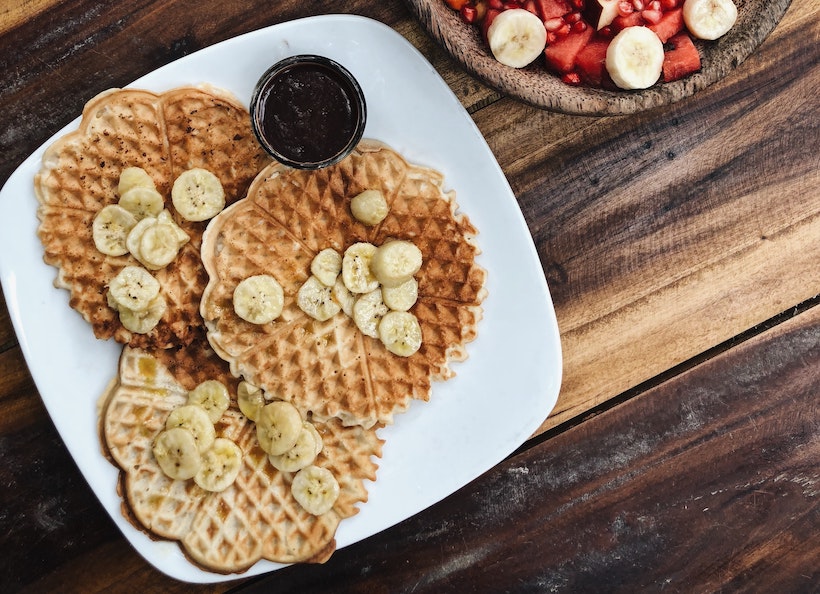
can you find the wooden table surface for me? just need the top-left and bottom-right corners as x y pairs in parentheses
(1, 0), (818, 592)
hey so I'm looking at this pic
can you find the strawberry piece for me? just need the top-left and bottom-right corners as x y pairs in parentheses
(574, 36), (611, 85)
(543, 24), (595, 73)
(535, 0), (572, 20)
(662, 32), (701, 82)
(648, 7), (684, 42)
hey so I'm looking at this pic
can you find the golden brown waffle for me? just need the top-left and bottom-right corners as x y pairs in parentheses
(35, 86), (270, 349)
(201, 140), (487, 429)
(101, 337), (383, 573)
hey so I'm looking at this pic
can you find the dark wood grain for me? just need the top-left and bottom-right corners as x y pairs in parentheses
(405, 0), (792, 115)
(0, 0), (818, 591)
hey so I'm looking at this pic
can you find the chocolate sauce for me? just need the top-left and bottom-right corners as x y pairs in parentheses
(252, 57), (365, 168)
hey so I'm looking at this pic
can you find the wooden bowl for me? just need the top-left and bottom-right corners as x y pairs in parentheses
(404, 0), (792, 115)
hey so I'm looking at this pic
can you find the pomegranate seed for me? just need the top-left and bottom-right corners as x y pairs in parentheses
(562, 72), (582, 85)
(641, 8), (662, 23)
(572, 20), (587, 32)
(631, 0), (644, 10)
(618, 1), (634, 16)
(546, 31), (557, 44)
(544, 17), (565, 31)
(648, 0), (661, 10)
(488, 0), (504, 9)
(566, 11), (583, 23)
(460, 5), (478, 23)
(557, 23), (571, 36)
(570, 0), (585, 9)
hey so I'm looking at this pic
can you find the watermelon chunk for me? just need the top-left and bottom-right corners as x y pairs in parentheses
(544, 26), (595, 73)
(535, 0), (572, 20)
(662, 32), (701, 82)
(612, 12), (644, 31)
(648, 7), (684, 43)
(575, 37), (610, 86)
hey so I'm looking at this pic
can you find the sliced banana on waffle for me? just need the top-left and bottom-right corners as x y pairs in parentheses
(350, 189), (389, 226)
(370, 240), (423, 287)
(486, 8), (547, 69)
(118, 166), (156, 196)
(119, 186), (165, 220)
(256, 400), (302, 456)
(332, 276), (356, 317)
(153, 427), (201, 480)
(381, 277), (418, 312)
(291, 465), (340, 516)
(297, 275), (341, 322)
(187, 380), (230, 423)
(268, 422), (323, 472)
(171, 168), (226, 222)
(378, 311), (423, 357)
(117, 294), (167, 334)
(237, 380), (266, 422)
(352, 288), (389, 339)
(342, 242), (379, 294)
(126, 210), (190, 270)
(606, 26), (665, 90)
(166, 404), (216, 454)
(310, 248), (343, 287)
(108, 265), (161, 312)
(683, 0), (737, 40)
(194, 437), (243, 492)
(233, 274), (285, 325)
(92, 204), (137, 256)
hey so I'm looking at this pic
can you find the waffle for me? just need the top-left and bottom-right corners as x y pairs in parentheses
(200, 140), (487, 429)
(100, 336), (383, 573)
(35, 86), (270, 349)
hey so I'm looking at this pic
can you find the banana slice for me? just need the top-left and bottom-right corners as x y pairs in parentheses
(268, 422), (321, 472)
(605, 26), (665, 90)
(352, 288), (389, 339)
(486, 8), (548, 69)
(107, 265), (161, 312)
(153, 427), (201, 480)
(378, 310), (423, 357)
(117, 294), (167, 334)
(297, 275), (342, 322)
(350, 189), (389, 226)
(332, 276), (356, 317)
(256, 400), (302, 456)
(370, 240), (423, 287)
(237, 380), (266, 422)
(342, 242), (379, 294)
(310, 248), (343, 287)
(171, 168), (226, 222)
(136, 211), (190, 270)
(683, 0), (737, 40)
(305, 422), (324, 457)
(381, 277), (418, 312)
(233, 274), (285, 325)
(187, 379), (231, 423)
(118, 186), (165, 220)
(92, 204), (138, 256)
(118, 166), (156, 196)
(291, 465), (340, 516)
(165, 404), (216, 454)
(194, 437), (243, 492)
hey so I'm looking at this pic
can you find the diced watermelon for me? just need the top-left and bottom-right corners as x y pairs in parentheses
(535, 0), (572, 20)
(574, 36), (610, 86)
(612, 12), (644, 31)
(648, 7), (684, 42)
(481, 8), (502, 44)
(544, 26), (595, 73)
(662, 32), (701, 82)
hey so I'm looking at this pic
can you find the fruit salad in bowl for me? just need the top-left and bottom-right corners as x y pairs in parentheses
(445, 0), (738, 90)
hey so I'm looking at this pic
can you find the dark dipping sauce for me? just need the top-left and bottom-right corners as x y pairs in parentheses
(251, 56), (366, 169)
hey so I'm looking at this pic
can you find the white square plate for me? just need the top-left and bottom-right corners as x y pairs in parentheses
(0, 15), (562, 583)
